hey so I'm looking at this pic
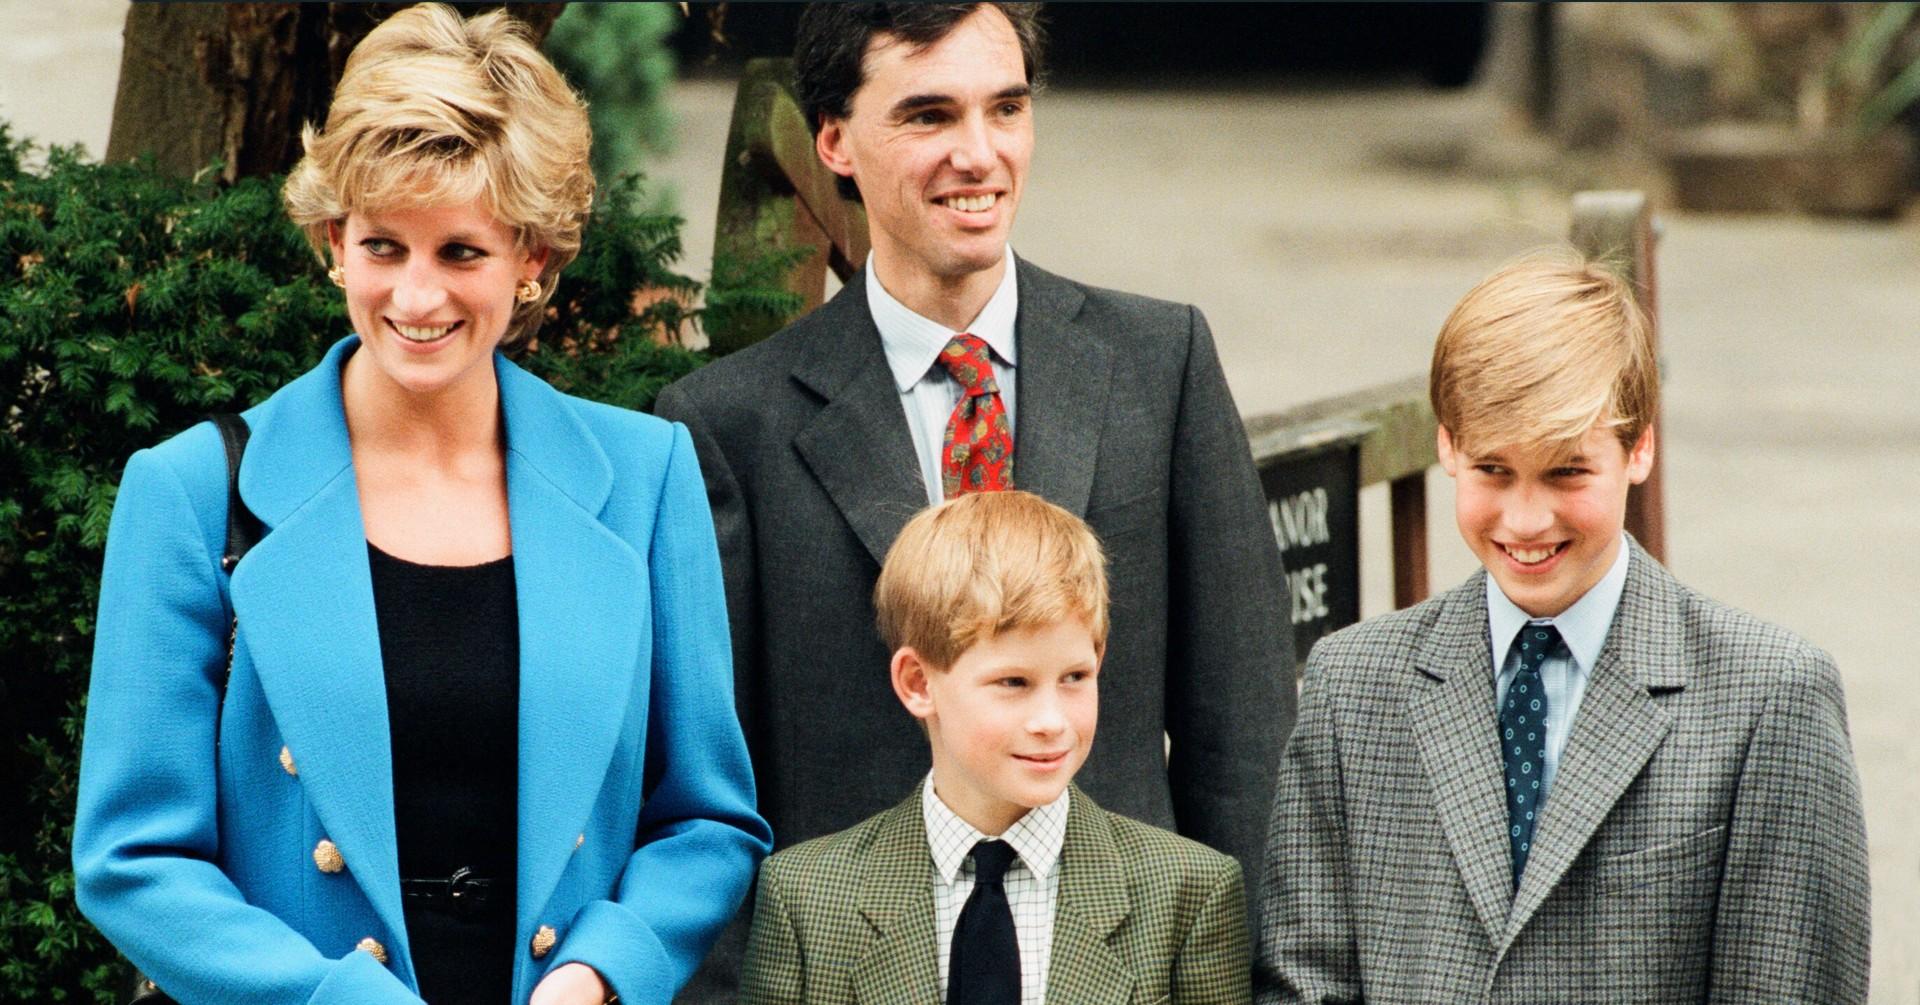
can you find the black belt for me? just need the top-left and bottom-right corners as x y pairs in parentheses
(400, 867), (496, 919)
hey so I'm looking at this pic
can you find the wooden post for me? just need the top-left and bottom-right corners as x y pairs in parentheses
(1244, 375), (1438, 616)
(1527, 2), (1558, 131)
(1570, 190), (1667, 564)
(709, 58), (869, 355)
(1390, 473), (1429, 608)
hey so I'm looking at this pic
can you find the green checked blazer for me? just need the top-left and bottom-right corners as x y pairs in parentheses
(742, 783), (1251, 1005)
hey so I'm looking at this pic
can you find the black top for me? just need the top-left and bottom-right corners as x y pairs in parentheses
(368, 542), (518, 1000)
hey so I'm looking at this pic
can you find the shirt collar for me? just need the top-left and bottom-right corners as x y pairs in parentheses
(1488, 533), (1632, 674)
(867, 247), (1020, 394)
(921, 770), (1069, 885)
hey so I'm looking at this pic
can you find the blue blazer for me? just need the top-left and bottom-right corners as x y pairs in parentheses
(74, 336), (772, 1004)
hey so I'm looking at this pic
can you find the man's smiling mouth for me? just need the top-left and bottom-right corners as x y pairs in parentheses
(939, 193), (998, 213)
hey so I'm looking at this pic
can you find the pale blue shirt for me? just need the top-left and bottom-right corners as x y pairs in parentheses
(866, 248), (1019, 505)
(1488, 536), (1631, 802)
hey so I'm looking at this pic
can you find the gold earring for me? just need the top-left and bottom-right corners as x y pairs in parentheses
(327, 264), (346, 288)
(514, 278), (542, 304)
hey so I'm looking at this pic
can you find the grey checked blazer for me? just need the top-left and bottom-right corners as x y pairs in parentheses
(741, 784), (1251, 1005)
(1255, 538), (1870, 1004)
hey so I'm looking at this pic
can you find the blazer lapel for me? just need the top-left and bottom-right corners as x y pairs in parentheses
(231, 341), (648, 975)
(1046, 789), (1134, 1004)
(1009, 259), (1107, 518)
(851, 792), (941, 1005)
(1407, 575), (1514, 947)
(1503, 541), (1681, 945)
(231, 337), (411, 974)
(495, 358), (645, 935)
(790, 271), (928, 567)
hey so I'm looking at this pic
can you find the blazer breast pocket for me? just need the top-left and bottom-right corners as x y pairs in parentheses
(1593, 824), (1727, 894)
(1086, 489), (1164, 545)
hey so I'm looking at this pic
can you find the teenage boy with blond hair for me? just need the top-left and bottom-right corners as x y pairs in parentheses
(742, 490), (1250, 1005)
(1255, 255), (1871, 1003)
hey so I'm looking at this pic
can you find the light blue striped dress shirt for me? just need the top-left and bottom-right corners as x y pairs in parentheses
(1488, 536), (1632, 801)
(865, 249), (1019, 505)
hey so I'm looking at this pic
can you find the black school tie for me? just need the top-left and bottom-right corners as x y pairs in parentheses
(1503, 622), (1561, 888)
(949, 839), (1020, 1005)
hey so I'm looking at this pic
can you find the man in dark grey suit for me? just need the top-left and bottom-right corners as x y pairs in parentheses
(656, 4), (1293, 993)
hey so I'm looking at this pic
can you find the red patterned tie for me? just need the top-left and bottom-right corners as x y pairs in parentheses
(936, 334), (1014, 497)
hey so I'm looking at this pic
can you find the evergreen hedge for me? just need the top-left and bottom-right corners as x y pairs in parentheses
(0, 125), (800, 1001)
(545, 3), (681, 189)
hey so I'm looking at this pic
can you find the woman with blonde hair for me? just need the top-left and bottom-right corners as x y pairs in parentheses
(72, 6), (769, 1003)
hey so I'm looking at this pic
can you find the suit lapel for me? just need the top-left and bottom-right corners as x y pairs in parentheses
(851, 792), (941, 1004)
(1406, 575), (1514, 946)
(232, 341), (646, 975)
(1009, 259), (1106, 518)
(1503, 541), (1681, 944)
(846, 787), (1137, 1004)
(1046, 788), (1134, 1004)
(495, 358), (644, 938)
(790, 271), (928, 567)
(231, 338), (411, 974)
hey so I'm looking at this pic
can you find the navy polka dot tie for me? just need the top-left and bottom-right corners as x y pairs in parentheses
(1502, 622), (1561, 888)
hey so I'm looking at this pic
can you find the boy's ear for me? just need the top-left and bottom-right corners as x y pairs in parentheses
(1436, 425), (1460, 477)
(890, 647), (937, 721)
(1626, 425), (1656, 484)
(815, 117), (857, 183)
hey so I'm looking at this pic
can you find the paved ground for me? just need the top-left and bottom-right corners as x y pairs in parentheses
(0, 1), (122, 160)
(654, 77), (1920, 1004)
(4, 4), (1915, 999)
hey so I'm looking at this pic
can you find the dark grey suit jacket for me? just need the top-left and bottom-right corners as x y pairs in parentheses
(655, 257), (1294, 878)
(1255, 539), (1871, 1003)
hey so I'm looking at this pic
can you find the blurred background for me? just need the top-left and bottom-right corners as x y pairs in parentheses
(1, 3), (1915, 1001)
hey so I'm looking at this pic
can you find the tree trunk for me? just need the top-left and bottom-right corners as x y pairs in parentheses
(106, 3), (563, 182)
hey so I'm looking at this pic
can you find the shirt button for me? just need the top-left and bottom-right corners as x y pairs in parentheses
(530, 924), (558, 959)
(279, 746), (297, 776)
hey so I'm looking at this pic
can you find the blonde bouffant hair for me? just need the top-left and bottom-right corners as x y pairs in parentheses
(1430, 252), (1658, 458)
(874, 491), (1109, 672)
(281, 3), (593, 343)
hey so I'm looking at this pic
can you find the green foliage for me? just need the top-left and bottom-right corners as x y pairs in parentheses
(515, 175), (712, 408)
(703, 246), (813, 355)
(544, 3), (682, 193)
(1836, 2), (1920, 135)
(0, 125), (324, 1001)
(0, 121), (796, 999)
(1859, 48), (1920, 135)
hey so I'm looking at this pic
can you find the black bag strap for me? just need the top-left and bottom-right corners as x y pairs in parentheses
(210, 413), (263, 572)
(126, 419), (261, 1005)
